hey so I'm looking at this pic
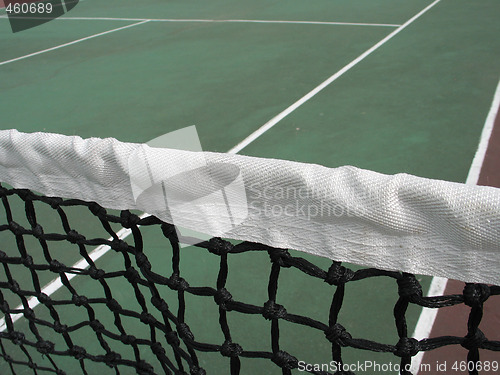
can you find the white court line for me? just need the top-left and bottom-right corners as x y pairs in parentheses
(42, 16), (401, 27)
(228, 0), (442, 154)
(466, 79), (500, 186)
(0, 20), (150, 66)
(409, 276), (448, 373)
(0, 0), (441, 336)
(410, 78), (500, 374)
(0, 226), (134, 332)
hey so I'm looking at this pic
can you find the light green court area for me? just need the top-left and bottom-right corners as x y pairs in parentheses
(0, 0), (499, 374)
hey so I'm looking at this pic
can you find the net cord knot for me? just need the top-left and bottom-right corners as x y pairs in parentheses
(90, 319), (105, 333)
(49, 260), (64, 273)
(88, 266), (105, 280)
(103, 352), (122, 367)
(262, 300), (287, 320)
(125, 267), (141, 283)
(271, 350), (298, 370)
(151, 296), (169, 312)
(135, 253), (151, 270)
(69, 345), (87, 360)
(120, 334), (137, 345)
(136, 360), (155, 375)
(462, 329), (487, 350)
(325, 323), (352, 346)
(268, 248), (292, 268)
(165, 331), (180, 347)
(88, 202), (106, 217)
(8, 221), (24, 236)
(214, 288), (233, 310)
(220, 341), (243, 357)
(394, 337), (420, 357)
(120, 210), (140, 228)
(53, 322), (68, 334)
(22, 255), (34, 267)
(72, 294), (88, 307)
(208, 237), (233, 255)
(397, 274), (423, 299)
(190, 366), (207, 375)
(37, 292), (52, 305)
(67, 229), (85, 244)
(106, 299), (122, 312)
(36, 340), (55, 355)
(140, 312), (157, 326)
(10, 331), (25, 345)
(32, 224), (44, 239)
(169, 274), (189, 291)
(463, 283), (491, 306)
(325, 262), (354, 285)
(178, 323), (195, 341)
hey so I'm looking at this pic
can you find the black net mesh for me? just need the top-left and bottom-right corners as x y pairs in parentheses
(0, 184), (499, 375)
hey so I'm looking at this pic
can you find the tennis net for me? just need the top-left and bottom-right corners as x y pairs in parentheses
(0, 130), (499, 374)
(0, 186), (499, 375)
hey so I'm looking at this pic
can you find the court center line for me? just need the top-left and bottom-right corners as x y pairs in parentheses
(228, 0), (442, 154)
(31, 16), (401, 27)
(0, 20), (150, 66)
(410, 78), (500, 374)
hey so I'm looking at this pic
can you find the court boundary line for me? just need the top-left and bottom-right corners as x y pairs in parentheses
(410, 78), (500, 374)
(0, 20), (150, 66)
(228, 0), (442, 154)
(466, 79), (500, 186)
(0, 16), (401, 27)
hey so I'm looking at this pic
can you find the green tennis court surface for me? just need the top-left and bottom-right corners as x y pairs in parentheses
(0, 0), (499, 374)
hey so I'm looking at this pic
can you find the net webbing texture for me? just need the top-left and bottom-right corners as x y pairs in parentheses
(0, 186), (499, 375)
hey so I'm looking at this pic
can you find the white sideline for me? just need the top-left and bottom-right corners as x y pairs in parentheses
(0, 20), (150, 66)
(410, 78), (500, 374)
(466, 79), (500, 187)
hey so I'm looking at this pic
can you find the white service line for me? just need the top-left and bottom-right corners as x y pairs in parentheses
(228, 0), (442, 154)
(0, 20), (150, 66)
(410, 78), (500, 374)
(44, 16), (401, 27)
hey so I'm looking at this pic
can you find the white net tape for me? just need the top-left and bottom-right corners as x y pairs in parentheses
(1, 129), (499, 284)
